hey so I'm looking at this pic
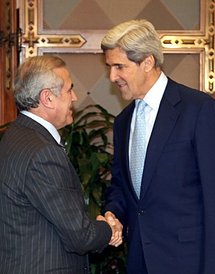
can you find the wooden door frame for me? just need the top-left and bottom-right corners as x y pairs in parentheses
(0, 0), (18, 126)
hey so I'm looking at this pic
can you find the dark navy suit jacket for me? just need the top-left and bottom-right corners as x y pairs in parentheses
(0, 114), (111, 274)
(105, 78), (215, 274)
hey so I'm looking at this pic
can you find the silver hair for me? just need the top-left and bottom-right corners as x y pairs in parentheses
(14, 55), (67, 111)
(101, 19), (164, 67)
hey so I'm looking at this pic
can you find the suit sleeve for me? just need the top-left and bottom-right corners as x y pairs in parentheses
(24, 144), (111, 255)
(104, 120), (128, 225)
(195, 99), (215, 273)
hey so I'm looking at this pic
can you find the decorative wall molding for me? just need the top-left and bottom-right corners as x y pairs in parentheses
(20, 0), (86, 57)
(19, 0), (214, 93)
(160, 0), (214, 93)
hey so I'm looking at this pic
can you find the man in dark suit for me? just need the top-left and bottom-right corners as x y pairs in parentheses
(0, 55), (122, 274)
(101, 19), (215, 274)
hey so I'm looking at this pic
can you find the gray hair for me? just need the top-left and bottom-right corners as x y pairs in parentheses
(101, 19), (163, 67)
(14, 55), (67, 111)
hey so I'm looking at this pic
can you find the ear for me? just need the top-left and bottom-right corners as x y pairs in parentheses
(141, 55), (155, 72)
(39, 88), (55, 108)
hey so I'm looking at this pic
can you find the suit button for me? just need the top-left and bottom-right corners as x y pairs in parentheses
(138, 210), (145, 215)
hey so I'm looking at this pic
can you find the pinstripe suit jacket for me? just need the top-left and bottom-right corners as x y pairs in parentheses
(0, 114), (111, 274)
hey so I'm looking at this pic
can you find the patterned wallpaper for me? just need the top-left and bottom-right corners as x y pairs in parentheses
(43, 0), (200, 30)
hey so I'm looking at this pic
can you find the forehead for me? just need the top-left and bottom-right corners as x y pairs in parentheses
(53, 66), (70, 78)
(105, 47), (129, 64)
(53, 67), (72, 84)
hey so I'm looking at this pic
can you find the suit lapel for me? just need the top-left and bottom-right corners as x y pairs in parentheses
(140, 79), (181, 199)
(117, 102), (138, 198)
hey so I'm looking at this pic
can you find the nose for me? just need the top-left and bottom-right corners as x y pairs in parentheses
(109, 67), (118, 82)
(71, 90), (78, 102)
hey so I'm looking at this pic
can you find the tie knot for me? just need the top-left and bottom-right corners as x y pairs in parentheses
(136, 100), (147, 115)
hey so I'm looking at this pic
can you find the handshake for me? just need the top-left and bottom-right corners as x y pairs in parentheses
(96, 211), (123, 247)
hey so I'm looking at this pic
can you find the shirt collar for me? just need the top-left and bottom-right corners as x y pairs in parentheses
(143, 71), (168, 111)
(20, 110), (61, 144)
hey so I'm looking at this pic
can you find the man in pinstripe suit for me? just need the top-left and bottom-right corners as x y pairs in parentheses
(0, 56), (122, 274)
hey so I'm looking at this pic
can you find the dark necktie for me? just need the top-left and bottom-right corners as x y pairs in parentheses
(59, 139), (66, 152)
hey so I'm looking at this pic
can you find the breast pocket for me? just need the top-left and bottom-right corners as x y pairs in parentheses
(163, 140), (192, 153)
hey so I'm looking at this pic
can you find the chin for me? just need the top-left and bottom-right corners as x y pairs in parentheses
(120, 90), (132, 101)
(122, 94), (133, 101)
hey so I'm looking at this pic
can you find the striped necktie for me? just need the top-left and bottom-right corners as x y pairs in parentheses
(130, 100), (147, 198)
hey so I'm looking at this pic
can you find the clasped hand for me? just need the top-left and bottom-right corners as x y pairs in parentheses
(97, 211), (123, 247)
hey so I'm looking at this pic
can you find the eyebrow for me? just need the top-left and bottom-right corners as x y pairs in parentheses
(106, 63), (122, 67)
(66, 83), (74, 93)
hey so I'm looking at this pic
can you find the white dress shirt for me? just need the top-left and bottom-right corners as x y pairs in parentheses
(129, 72), (168, 158)
(21, 111), (61, 144)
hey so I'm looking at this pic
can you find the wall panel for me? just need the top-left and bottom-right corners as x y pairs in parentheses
(17, 0), (215, 116)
